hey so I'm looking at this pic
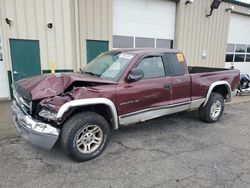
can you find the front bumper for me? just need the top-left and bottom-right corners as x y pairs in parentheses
(12, 101), (60, 150)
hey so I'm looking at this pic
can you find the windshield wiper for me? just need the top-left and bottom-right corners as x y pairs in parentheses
(82, 71), (100, 77)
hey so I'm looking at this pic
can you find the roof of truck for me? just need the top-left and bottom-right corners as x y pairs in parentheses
(108, 48), (181, 55)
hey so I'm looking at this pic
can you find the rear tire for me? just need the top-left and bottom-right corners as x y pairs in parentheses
(61, 111), (111, 162)
(199, 92), (224, 123)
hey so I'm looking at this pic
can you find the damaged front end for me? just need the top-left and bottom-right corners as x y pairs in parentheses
(12, 89), (60, 150)
(12, 73), (117, 150)
(38, 86), (101, 122)
(38, 95), (72, 121)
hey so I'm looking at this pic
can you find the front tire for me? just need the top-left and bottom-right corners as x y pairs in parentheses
(199, 92), (224, 123)
(61, 112), (111, 162)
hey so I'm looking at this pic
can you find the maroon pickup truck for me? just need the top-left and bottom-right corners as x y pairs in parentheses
(12, 48), (240, 161)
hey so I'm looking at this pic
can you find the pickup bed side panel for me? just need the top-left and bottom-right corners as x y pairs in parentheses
(190, 69), (240, 100)
(171, 74), (191, 104)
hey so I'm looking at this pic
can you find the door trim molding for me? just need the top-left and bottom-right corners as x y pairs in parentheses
(119, 98), (205, 126)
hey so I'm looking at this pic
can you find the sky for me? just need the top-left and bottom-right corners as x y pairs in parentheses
(236, 0), (250, 4)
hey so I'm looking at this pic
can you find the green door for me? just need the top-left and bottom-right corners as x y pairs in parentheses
(10, 39), (41, 81)
(86, 40), (108, 63)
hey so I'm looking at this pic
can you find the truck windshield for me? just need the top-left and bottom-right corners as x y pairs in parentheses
(82, 52), (134, 80)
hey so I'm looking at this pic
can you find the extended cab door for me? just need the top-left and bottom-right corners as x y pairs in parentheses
(116, 54), (172, 116)
(164, 53), (191, 104)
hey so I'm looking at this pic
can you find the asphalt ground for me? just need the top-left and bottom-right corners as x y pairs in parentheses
(1, 96), (250, 188)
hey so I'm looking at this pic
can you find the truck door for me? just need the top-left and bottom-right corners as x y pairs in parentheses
(165, 53), (191, 104)
(116, 55), (172, 116)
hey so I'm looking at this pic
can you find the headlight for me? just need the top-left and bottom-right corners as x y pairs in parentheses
(39, 109), (57, 121)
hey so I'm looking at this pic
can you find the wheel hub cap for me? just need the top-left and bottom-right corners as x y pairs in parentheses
(210, 100), (222, 120)
(76, 125), (103, 154)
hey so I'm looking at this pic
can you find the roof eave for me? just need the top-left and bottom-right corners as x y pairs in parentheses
(223, 0), (250, 8)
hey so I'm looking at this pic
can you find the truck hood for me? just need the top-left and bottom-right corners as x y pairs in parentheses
(13, 73), (117, 100)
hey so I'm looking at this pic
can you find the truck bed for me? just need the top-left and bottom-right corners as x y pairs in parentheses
(189, 66), (240, 100)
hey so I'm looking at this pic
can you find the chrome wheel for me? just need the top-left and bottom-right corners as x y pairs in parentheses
(210, 100), (222, 120)
(76, 125), (103, 154)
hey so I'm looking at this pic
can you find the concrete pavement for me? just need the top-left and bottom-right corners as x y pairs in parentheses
(229, 95), (250, 105)
(0, 101), (18, 140)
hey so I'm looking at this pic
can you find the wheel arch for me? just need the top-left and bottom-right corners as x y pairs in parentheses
(57, 98), (119, 130)
(203, 81), (231, 106)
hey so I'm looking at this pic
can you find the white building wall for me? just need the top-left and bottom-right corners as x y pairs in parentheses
(78, 0), (113, 67)
(0, 31), (9, 98)
(0, 0), (76, 71)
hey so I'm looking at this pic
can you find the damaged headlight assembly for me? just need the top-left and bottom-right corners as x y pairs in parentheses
(23, 114), (59, 135)
(39, 109), (57, 121)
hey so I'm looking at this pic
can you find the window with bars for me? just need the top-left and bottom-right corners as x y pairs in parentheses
(225, 43), (250, 63)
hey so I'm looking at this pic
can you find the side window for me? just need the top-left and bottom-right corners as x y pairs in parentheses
(136, 56), (165, 79)
(166, 53), (185, 76)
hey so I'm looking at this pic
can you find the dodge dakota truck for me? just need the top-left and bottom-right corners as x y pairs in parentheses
(12, 48), (240, 161)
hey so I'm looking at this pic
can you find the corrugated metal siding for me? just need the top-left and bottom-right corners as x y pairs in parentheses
(175, 0), (249, 68)
(0, 0), (75, 70)
(78, 0), (112, 67)
(0, 0), (248, 71)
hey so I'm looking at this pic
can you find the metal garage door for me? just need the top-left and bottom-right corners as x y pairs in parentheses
(225, 13), (250, 74)
(113, 0), (176, 49)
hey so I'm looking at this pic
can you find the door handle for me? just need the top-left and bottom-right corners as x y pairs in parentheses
(164, 83), (172, 89)
(13, 71), (18, 74)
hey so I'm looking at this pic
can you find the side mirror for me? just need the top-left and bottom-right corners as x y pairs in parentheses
(127, 68), (144, 82)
